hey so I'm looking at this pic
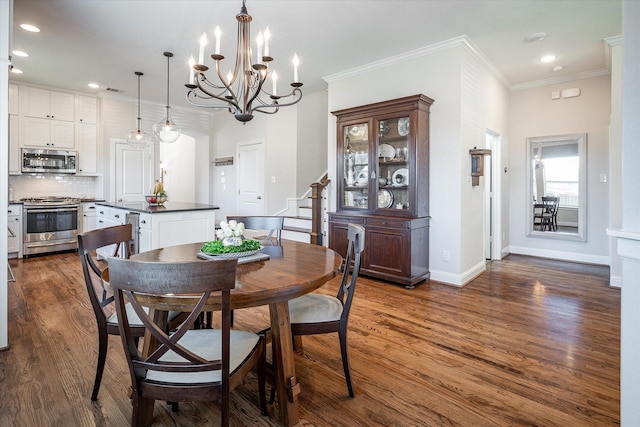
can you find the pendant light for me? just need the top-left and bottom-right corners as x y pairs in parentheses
(153, 52), (181, 143)
(126, 71), (150, 144)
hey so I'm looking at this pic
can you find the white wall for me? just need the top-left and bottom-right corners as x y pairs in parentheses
(326, 37), (509, 286)
(209, 90), (327, 220)
(0, 0), (11, 350)
(508, 75), (611, 265)
(620, 0), (640, 423)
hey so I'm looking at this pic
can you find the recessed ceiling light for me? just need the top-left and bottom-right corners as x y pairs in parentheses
(552, 66), (564, 72)
(87, 83), (100, 89)
(20, 23), (40, 32)
(525, 32), (546, 42)
(540, 55), (557, 63)
(11, 50), (29, 57)
(11, 68), (23, 74)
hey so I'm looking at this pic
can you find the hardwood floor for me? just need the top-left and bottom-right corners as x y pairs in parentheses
(1, 252), (619, 426)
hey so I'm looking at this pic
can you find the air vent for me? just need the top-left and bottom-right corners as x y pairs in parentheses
(104, 87), (121, 93)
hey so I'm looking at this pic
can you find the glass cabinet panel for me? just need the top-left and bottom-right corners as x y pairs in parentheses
(342, 122), (369, 209)
(376, 116), (410, 211)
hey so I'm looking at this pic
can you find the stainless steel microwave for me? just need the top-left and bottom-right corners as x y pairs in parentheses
(21, 148), (77, 174)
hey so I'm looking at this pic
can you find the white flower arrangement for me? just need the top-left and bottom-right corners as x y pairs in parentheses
(216, 220), (245, 246)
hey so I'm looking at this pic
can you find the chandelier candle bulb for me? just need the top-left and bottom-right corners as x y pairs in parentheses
(272, 71), (277, 95)
(198, 32), (207, 64)
(264, 27), (270, 57)
(293, 54), (299, 83)
(214, 26), (221, 55)
(188, 55), (195, 85)
(256, 31), (264, 64)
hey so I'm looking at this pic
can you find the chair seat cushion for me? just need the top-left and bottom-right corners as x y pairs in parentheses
(145, 329), (260, 384)
(107, 303), (182, 327)
(288, 293), (343, 324)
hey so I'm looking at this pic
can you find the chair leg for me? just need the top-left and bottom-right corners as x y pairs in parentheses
(338, 328), (354, 398)
(258, 337), (268, 415)
(132, 394), (154, 427)
(91, 324), (108, 401)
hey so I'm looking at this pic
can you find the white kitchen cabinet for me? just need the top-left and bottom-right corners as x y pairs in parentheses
(77, 123), (98, 174)
(19, 86), (75, 122)
(8, 204), (23, 258)
(76, 95), (97, 124)
(9, 84), (19, 115)
(82, 202), (98, 233)
(138, 213), (152, 254)
(21, 116), (75, 149)
(9, 115), (20, 174)
(96, 204), (216, 255)
(96, 207), (126, 259)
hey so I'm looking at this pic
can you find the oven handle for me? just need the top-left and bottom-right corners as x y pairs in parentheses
(24, 239), (78, 248)
(25, 208), (79, 214)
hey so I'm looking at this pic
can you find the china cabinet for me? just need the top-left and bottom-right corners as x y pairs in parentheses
(328, 94), (433, 288)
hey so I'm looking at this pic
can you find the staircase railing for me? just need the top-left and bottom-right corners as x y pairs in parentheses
(309, 173), (330, 245)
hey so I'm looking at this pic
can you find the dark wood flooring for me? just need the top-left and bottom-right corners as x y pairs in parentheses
(0, 252), (619, 426)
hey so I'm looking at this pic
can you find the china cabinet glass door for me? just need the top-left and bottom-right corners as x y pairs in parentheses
(376, 116), (410, 211)
(342, 122), (370, 209)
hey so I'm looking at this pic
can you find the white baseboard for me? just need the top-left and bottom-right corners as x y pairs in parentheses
(609, 275), (622, 288)
(507, 245), (609, 265)
(429, 260), (486, 287)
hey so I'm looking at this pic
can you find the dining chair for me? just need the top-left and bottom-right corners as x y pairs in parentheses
(272, 223), (365, 399)
(77, 224), (187, 401)
(107, 256), (267, 427)
(226, 215), (284, 245)
(541, 196), (560, 231)
(206, 215), (284, 329)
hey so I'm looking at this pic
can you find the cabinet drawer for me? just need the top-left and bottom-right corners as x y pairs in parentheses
(328, 214), (365, 226)
(365, 217), (410, 229)
(138, 214), (152, 230)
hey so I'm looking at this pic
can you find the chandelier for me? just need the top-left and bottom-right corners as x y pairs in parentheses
(185, 0), (303, 122)
(153, 52), (182, 143)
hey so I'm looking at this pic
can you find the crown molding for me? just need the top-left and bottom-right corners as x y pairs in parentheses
(323, 35), (511, 90)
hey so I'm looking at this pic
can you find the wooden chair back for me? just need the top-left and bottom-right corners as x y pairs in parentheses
(78, 224), (133, 328)
(226, 215), (284, 245)
(107, 256), (262, 425)
(337, 223), (365, 326)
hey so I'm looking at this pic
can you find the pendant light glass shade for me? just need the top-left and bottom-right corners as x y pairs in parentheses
(153, 52), (181, 143)
(126, 71), (150, 144)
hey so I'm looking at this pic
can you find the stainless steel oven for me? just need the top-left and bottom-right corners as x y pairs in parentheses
(22, 197), (81, 257)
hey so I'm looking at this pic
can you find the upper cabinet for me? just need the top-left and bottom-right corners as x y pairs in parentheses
(20, 86), (75, 122)
(9, 84), (19, 115)
(76, 95), (98, 124)
(333, 94), (433, 218)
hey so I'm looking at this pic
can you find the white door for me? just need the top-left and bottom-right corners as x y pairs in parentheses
(236, 140), (265, 215)
(114, 141), (153, 202)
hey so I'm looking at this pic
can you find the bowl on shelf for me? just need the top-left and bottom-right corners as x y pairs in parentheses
(145, 194), (167, 205)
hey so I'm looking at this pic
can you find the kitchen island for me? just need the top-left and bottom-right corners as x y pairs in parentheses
(95, 201), (219, 254)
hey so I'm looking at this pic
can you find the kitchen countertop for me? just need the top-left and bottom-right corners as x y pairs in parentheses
(96, 201), (220, 214)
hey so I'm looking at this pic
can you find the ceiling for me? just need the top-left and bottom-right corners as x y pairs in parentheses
(9, 0), (622, 110)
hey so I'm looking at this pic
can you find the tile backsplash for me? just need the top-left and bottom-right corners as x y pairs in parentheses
(9, 175), (103, 201)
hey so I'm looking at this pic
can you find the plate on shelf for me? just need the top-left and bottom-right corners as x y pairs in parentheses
(398, 117), (410, 136)
(356, 167), (368, 186)
(392, 168), (409, 186)
(349, 125), (365, 138)
(378, 144), (395, 161)
(378, 188), (393, 208)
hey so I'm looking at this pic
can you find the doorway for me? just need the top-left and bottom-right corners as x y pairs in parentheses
(236, 140), (265, 215)
(485, 130), (502, 260)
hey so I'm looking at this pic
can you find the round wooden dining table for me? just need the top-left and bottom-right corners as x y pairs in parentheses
(126, 239), (342, 426)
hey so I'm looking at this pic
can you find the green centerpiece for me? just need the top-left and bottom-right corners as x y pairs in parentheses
(200, 220), (262, 256)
